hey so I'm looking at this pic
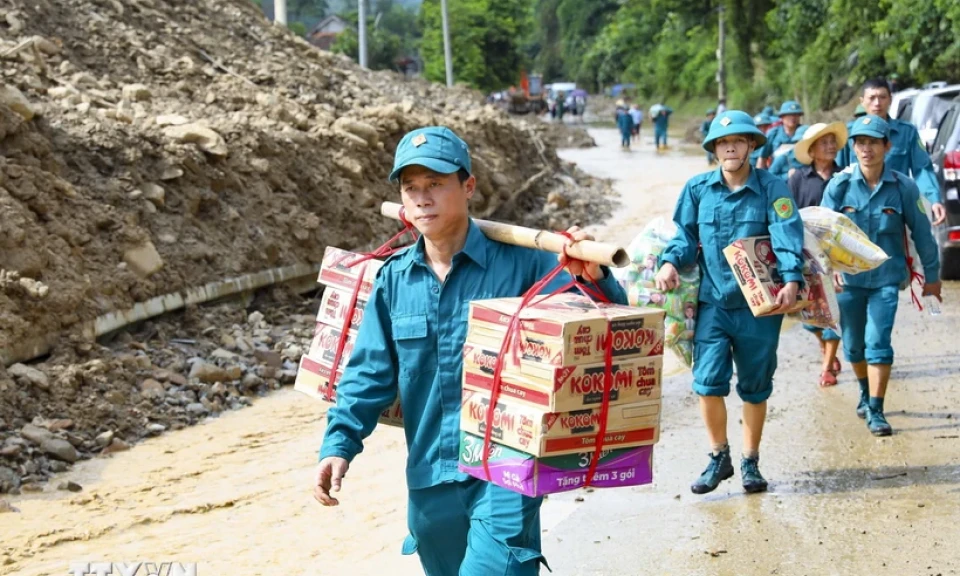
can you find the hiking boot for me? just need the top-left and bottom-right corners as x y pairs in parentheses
(866, 408), (893, 437)
(741, 457), (768, 494)
(856, 395), (868, 419)
(690, 449), (734, 494)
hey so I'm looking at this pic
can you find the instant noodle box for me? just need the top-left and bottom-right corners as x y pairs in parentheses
(307, 323), (356, 373)
(467, 294), (665, 367)
(317, 287), (368, 333)
(294, 355), (403, 427)
(458, 431), (654, 497)
(317, 246), (383, 298)
(461, 343), (663, 412)
(723, 236), (814, 317)
(460, 389), (660, 457)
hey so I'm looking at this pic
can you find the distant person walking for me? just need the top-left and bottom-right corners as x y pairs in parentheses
(616, 105), (635, 150)
(701, 108), (717, 164)
(652, 104), (674, 151)
(629, 104), (644, 143)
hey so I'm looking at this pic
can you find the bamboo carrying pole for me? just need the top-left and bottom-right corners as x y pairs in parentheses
(380, 202), (630, 268)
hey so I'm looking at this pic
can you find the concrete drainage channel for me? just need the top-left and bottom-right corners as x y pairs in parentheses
(0, 263), (321, 368)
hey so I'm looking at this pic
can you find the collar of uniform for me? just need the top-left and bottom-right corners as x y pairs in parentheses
(802, 163), (840, 178)
(395, 217), (488, 271)
(850, 163), (897, 184)
(705, 166), (762, 194)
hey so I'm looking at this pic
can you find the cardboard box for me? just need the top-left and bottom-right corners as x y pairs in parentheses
(468, 294), (665, 367)
(460, 389), (660, 457)
(458, 431), (654, 497)
(723, 236), (813, 316)
(317, 246), (383, 298)
(462, 343), (662, 412)
(317, 287), (368, 333)
(307, 323), (356, 372)
(293, 355), (403, 427)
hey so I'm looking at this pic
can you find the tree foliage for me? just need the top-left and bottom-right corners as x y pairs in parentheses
(531, 0), (960, 111)
(418, 0), (532, 92)
(332, 0), (421, 71)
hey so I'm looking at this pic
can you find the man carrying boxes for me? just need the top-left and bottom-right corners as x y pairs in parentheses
(655, 110), (805, 495)
(313, 126), (626, 576)
(821, 115), (942, 436)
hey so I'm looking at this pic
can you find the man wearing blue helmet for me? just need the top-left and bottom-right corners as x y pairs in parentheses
(749, 113), (775, 166)
(656, 111), (805, 495)
(757, 101), (806, 170)
(768, 125), (809, 180)
(837, 78), (946, 225)
(821, 115), (942, 436)
(313, 126), (627, 575)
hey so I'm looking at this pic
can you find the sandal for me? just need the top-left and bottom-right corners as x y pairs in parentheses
(830, 358), (841, 375)
(819, 371), (838, 387)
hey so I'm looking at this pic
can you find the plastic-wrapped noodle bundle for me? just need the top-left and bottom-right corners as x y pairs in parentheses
(622, 218), (700, 367)
(799, 206), (889, 274)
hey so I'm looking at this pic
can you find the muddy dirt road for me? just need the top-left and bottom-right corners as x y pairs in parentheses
(2, 129), (959, 576)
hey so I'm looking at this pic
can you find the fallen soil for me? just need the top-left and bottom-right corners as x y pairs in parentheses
(0, 0), (613, 492)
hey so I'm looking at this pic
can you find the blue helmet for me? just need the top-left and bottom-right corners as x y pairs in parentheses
(778, 100), (803, 116)
(702, 110), (767, 153)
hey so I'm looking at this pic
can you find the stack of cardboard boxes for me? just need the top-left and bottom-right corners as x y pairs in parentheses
(294, 246), (403, 426)
(458, 293), (666, 497)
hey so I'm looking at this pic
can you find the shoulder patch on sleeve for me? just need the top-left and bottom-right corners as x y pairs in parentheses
(773, 197), (795, 219)
(917, 197), (926, 214)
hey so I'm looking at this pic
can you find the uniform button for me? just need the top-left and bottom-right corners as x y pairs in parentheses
(432, 286), (439, 294)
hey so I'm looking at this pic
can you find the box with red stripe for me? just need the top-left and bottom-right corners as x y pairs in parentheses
(467, 294), (664, 367)
(294, 354), (403, 427)
(317, 287), (368, 333)
(462, 343), (662, 412)
(460, 389), (660, 457)
(317, 246), (384, 298)
(307, 323), (356, 373)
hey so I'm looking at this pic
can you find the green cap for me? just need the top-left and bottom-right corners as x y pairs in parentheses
(853, 104), (867, 118)
(849, 115), (890, 140)
(778, 100), (803, 116)
(389, 126), (472, 183)
(702, 110), (767, 152)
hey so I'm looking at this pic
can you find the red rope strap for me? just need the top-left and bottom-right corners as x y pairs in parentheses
(322, 211), (418, 400)
(481, 236), (614, 487)
(903, 225), (925, 312)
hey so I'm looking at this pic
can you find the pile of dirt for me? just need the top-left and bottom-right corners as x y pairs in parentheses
(0, 0), (615, 492)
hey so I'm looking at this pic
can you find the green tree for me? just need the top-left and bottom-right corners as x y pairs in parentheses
(419, 0), (532, 92)
(333, 0), (421, 71)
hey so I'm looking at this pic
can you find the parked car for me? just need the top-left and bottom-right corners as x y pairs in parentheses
(890, 88), (920, 120)
(909, 84), (960, 149)
(928, 101), (960, 279)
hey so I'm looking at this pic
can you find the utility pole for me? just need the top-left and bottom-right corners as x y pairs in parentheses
(441, 0), (454, 87)
(275, 0), (287, 25)
(716, 5), (726, 103)
(358, 0), (368, 68)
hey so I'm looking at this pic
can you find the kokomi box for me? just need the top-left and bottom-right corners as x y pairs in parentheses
(293, 355), (403, 427)
(317, 287), (368, 333)
(461, 342), (662, 412)
(307, 323), (356, 373)
(317, 246), (383, 299)
(459, 389), (660, 457)
(467, 294), (665, 367)
(458, 431), (654, 497)
(723, 236), (813, 316)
